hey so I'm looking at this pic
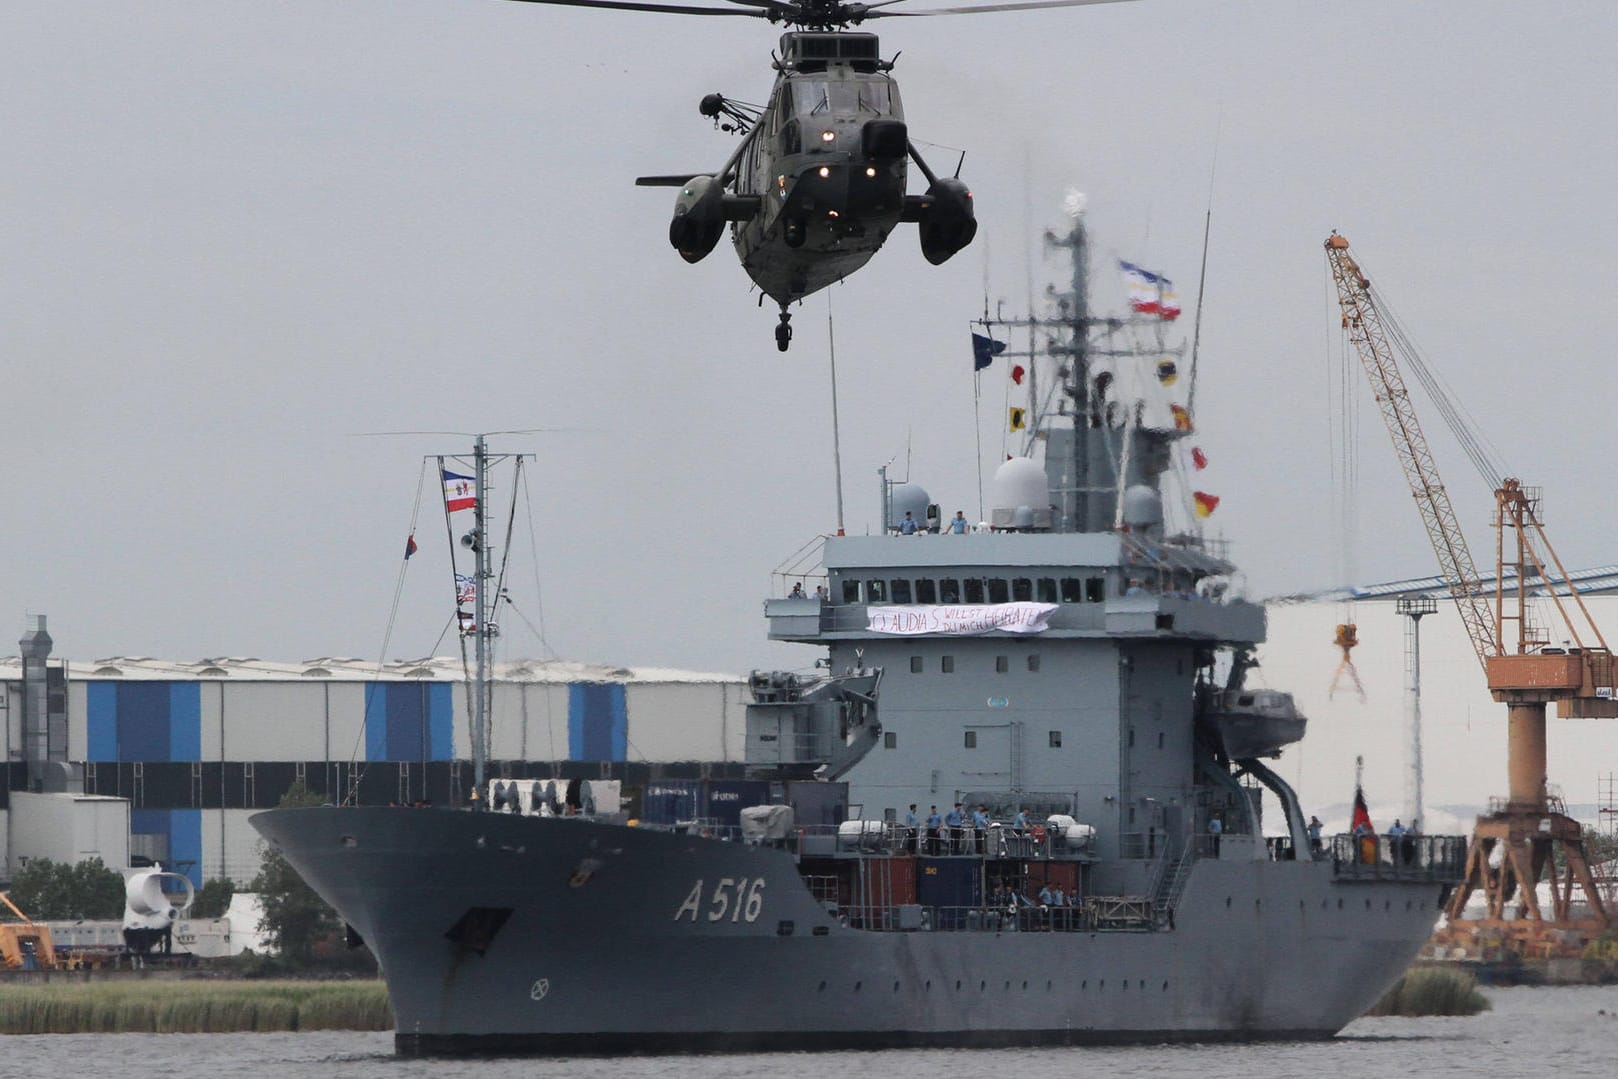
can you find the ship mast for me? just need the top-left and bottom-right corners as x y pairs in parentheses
(471, 433), (492, 797)
(1057, 210), (1091, 532)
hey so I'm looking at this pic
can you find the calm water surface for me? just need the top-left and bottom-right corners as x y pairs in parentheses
(5, 986), (1616, 1079)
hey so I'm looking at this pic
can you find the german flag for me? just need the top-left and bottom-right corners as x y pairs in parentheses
(1352, 785), (1376, 864)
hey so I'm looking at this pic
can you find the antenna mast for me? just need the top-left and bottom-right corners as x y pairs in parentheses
(472, 433), (492, 797)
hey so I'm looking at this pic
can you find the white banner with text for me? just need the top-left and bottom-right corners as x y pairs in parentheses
(865, 602), (1058, 636)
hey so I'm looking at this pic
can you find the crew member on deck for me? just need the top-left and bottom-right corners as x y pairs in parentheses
(945, 803), (966, 853)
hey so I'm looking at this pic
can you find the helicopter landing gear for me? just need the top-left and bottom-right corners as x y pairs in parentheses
(775, 310), (792, 352)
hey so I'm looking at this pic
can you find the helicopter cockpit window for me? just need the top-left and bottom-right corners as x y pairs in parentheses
(792, 80), (891, 118)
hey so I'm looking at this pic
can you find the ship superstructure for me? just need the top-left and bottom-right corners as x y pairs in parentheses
(252, 211), (1465, 1055)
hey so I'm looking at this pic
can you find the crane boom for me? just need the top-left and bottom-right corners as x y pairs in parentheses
(1324, 234), (1497, 671)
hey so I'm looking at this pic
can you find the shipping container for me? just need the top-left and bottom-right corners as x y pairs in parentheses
(1025, 861), (1079, 897)
(857, 856), (918, 906)
(702, 779), (772, 827)
(640, 781), (701, 826)
(917, 857), (980, 929)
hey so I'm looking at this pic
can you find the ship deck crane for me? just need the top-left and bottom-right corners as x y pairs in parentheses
(1325, 233), (1616, 953)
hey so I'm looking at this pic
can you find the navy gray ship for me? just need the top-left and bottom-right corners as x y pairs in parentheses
(252, 210), (1465, 1055)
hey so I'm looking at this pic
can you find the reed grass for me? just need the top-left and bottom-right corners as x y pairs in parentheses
(0, 980), (393, 1034)
(1365, 966), (1491, 1017)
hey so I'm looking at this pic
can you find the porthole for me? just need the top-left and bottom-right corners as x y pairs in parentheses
(1225, 897), (1232, 908)
(1082, 980), (1088, 989)
(1385, 900), (1391, 911)
(925, 980), (932, 991)
(893, 981), (900, 992)
(1365, 899), (1372, 911)
(854, 981), (862, 991)
(1338, 898), (1344, 910)
(1162, 980), (1169, 992)
(980, 980), (987, 992)
(1004, 980), (1011, 991)
(1022, 981), (1029, 990)
(818, 981), (826, 991)
(955, 980), (962, 991)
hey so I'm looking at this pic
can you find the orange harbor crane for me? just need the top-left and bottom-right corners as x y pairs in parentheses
(1325, 233), (1617, 958)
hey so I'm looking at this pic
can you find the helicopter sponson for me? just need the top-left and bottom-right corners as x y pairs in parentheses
(669, 176), (762, 264)
(904, 176), (977, 266)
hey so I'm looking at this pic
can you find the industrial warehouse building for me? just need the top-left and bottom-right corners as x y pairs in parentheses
(1, 618), (747, 887)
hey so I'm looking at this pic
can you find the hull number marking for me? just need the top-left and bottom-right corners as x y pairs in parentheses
(674, 878), (766, 923)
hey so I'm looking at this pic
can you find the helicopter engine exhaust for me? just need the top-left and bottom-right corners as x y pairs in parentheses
(906, 178), (977, 266)
(669, 176), (727, 263)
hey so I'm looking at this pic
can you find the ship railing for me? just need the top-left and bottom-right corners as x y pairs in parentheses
(834, 899), (1113, 931)
(793, 825), (1058, 859)
(1265, 835), (1304, 861)
(1328, 834), (1468, 882)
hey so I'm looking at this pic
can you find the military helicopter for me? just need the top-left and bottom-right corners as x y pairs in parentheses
(503, 0), (1128, 349)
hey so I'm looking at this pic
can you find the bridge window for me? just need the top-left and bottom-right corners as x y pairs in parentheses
(910, 656), (923, 673)
(916, 579), (937, 603)
(1087, 577), (1106, 602)
(995, 656), (1009, 673)
(890, 579), (913, 604)
(884, 732), (897, 749)
(988, 579), (1010, 604)
(939, 578), (960, 603)
(1060, 578), (1084, 603)
(964, 731), (977, 749)
(866, 579), (887, 602)
(1049, 730), (1062, 748)
(964, 579), (984, 603)
(941, 656), (955, 674)
(1027, 655), (1041, 672)
(1011, 578), (1032, 601)
(841, 579), (861, 604)
(1037, 578), (1058, 603)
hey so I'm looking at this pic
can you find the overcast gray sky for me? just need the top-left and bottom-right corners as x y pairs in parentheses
(5, 2), (1615, 677)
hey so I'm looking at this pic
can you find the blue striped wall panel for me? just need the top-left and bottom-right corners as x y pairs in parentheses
(363, 684), (387, 762)
(86, 683), (117, 762)
(131, 808), (203, 889)
(383, 684), (428, 761)
(117, 683), (171, 760)
(428, 683), (453, 760)
(168, 684), (201, 760)
(568, 682), (627, 762)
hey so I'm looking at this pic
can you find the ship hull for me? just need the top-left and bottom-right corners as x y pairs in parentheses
(252, 806), (1446, 1055)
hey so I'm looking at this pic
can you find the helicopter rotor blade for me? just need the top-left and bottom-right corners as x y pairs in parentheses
(869, 0), (1138, 17)
(498, 0), (763, 17)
